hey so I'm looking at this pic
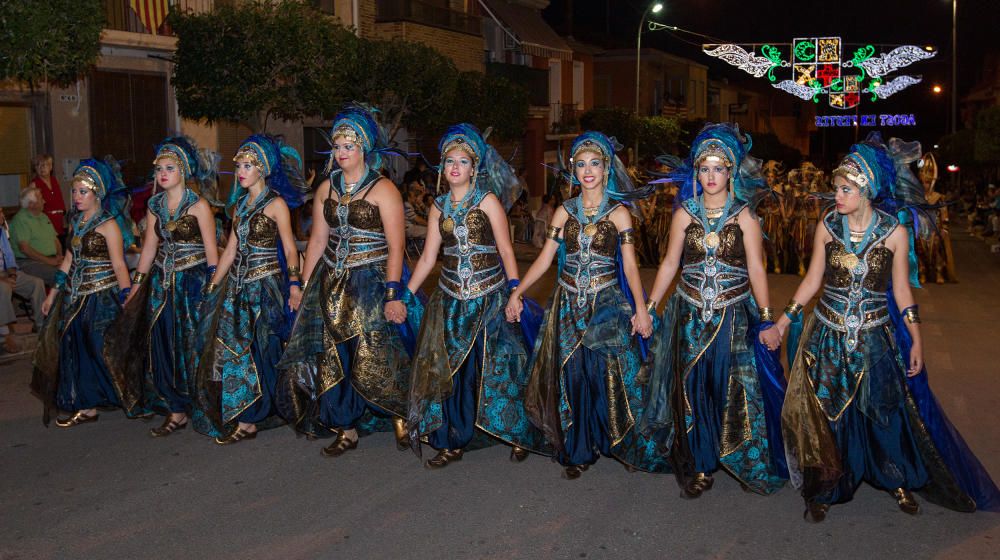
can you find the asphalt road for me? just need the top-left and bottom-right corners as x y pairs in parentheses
(1, 232), (999, 559)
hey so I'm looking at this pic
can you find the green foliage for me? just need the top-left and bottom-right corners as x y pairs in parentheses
(0, 0), (104, 89)
(169, 1), (528, 138)
(169, 0), (355, 128)
(579, 107), (680, 157)
(973, 106), (1000, 165)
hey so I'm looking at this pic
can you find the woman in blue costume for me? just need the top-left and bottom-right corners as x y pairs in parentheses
(506, 132), (666, 479)
(641, 124), (787, 498)
(196, 134), (306, 445)
(105, 136), (219, 437)
(30, 157), (135, 427)
(777, 133), (1000, 521)
(277, 105), (421, 456)
(406, 124), (547, 468)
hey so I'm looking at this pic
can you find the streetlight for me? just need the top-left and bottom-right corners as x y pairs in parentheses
(932, 85), (943, 94)
(634, 2), (664, 159)
(951, 0), (957, 134)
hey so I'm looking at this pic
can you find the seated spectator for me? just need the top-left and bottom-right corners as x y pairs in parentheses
(404, 188), (427, 240)
(0, 211), (45, 352)
(10, 187), (62, 286)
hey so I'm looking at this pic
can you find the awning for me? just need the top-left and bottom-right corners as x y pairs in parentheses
(479, 0), (572, 61)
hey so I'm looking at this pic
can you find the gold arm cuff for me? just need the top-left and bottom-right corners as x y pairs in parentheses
(646, 299), (658, 313)
(759, 307), (774, 322)
(784, 300), (803, 317)
(619, 230), (636, 245)
(287, 265), (301, 277)
(904, 308), (921, 324)
(132, 271), (147, 285)
(204, 282), (217, 294)
(545, 226), (562, 240)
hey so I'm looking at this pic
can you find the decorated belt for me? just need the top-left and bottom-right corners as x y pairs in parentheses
(230, 247), (280, 285)
(323, 236), (388, 271)
(72, 260), (116, 297)
(155, 242), (207, 274)
(815, 286), (890, 348)
(680, 258), (749, 322)
(438, 265), (503, 300)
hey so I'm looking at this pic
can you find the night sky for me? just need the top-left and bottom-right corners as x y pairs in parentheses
(543, 0), (998, 148)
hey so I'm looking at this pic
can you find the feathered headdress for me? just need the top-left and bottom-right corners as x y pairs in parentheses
(655, 123), (767, 208)
(322, 103), (406, 176)
(71, 156), (136, 249)
(437, 123), (523, 211)
(153, 135), (222, 205)
(229, 134), (308, 211)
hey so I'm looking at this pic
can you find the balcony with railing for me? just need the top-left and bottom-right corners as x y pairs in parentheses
(376, 0), (482, 37)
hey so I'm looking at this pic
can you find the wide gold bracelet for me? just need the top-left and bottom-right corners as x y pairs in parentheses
(545, 226), (562, 240)
(903, 306), (921, 324)
(784, 300), (803, 318)
(287, 265), (301, 278)
(619, 230), (636, 245)
(759, 307), (774, 322)
(132, 271), (147, 285)
(646, 299), (658, 313)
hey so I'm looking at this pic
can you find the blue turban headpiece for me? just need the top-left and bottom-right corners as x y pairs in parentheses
(71, 156), (136, 249)
(230, 134), (307, 210)
(438, 123), (523, 211)
(154, 135), (221, 204)
(325, 103), (404, 176)
(659, 123), (766, 207)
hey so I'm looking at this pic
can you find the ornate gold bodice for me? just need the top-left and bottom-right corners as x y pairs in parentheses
(682, 222), (746, 268)
(563, 217), (619, 259)
(323, 198), (384, 233)
(245, 212), (278, 248)
(155, 214), (203, 244)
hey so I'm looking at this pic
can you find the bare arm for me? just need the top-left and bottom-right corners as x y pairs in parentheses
(511, 207), (569, 296)
(265, 198), (303, 308)
(610, 206), (652, 337)
(301, 180), (331, 282)
(133, 209), (160, 276)
(739, 207), (770, 308)
(192, 199), (219, 268)
(481, 194), (520, 281)
(775, 220), (830, 334)
(97, 220), (132, 292)
(887, 226), (923, 375)
(372, 179), (405, 284)
(406, 205), (442, 294)
(210, 229), (238, 286)
(647, 207), (692, 306)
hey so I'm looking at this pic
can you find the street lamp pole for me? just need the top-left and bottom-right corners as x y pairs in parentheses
(951, 0), (957, 134)
(634, 2), (663, 161)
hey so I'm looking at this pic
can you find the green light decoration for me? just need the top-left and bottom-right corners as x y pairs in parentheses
(808, 79), (823, 103)
(830, 78), (844, 92)
(761, 44), (783, 82)
(794, 40), (816, 61)
(869, 78), (882, 101)
(851, 45), (876, 80)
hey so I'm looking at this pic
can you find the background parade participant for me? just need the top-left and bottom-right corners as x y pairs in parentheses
(777, 134), (1000, 522)
(277, 105), (421, 456)
(195, 135), (305, 445)
(30, 157), (134, 427)
(641, 124), (787, 499)
(406, 124), (547, 468)
(105, 136), (220, 437)
(506, 132), (667, 479)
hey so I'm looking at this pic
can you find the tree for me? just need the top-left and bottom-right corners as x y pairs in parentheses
(169, 1), (529, 140)
(0, 0), (104, 90)
(579, 108), (680, 159)
(168, 0), (356, 129)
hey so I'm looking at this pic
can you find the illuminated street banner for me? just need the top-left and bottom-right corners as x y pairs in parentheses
(703, 38), (935, 110)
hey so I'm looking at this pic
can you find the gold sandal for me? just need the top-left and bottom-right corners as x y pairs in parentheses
(425, 449), (464, 469)
(214, 427), (257, 445)
(55, 411), (99, 428)
(150, 417), (188, 438)
(680, 473), (715, 499)
(320, 431), (358, 457)
(510, 446), (529, 463)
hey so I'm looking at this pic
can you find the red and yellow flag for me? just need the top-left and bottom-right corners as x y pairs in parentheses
(129, 0), (169, 35)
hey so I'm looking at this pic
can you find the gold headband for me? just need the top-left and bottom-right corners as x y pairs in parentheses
(233, 146), (267, 176)
(74, 173), (99, 192)
(153, 153), (186, 177)
(695, 141), (733, 168)
(833, 157), (870, 191)
(442, 139), (479, 167)
(570, 140), (609, 164)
